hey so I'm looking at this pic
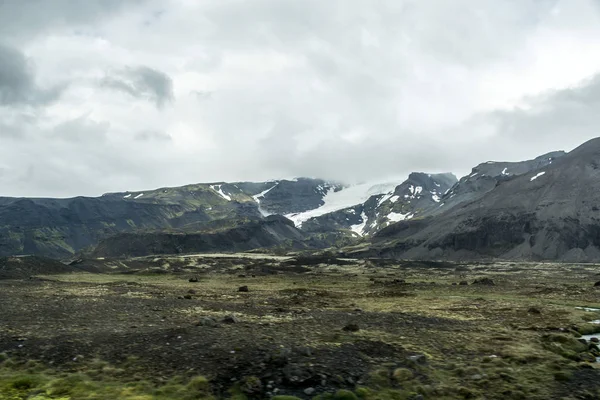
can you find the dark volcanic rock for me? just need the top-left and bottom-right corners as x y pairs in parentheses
(472, 278), (495, 286)
(362, 138), (600, 262)
(0, 256), (77, 280)
(342, 323), (360, 332)
(238, 286), (249, 293)
(221, 315), (240, 324)
(91, 216), (310, 258)
(594, 281), (600, 287)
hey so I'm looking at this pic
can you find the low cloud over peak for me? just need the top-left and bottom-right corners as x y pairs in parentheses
(2, 0), (600, 197)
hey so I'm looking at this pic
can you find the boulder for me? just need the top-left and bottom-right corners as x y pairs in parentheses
(472, 278), (495, 286)
(342, 323), (360, 332)
(222, 315), (240, 324)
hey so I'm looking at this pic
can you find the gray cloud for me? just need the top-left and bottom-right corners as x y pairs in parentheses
(101, 66), (174, 108)
(0, 43), (64, 106)
(134, 130), (172, 142)
(0, 0), (149, 41)
(2, 0), (600, 197)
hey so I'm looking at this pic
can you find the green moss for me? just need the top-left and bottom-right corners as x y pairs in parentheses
(554, 371), (571, 382)
(392, 368), (414, 383)
(333, 389), (359, 400)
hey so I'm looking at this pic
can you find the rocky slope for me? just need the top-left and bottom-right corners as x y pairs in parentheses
(90, 215), (349, 258)
(0, 256), (78, 279)
(0, 177), (359, 258)
(301, 173), (457, 236)
(433, 151), (566, 216)
(357, 138), (600, 262)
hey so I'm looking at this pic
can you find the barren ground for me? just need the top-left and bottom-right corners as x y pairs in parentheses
(1, 255), (600, 399)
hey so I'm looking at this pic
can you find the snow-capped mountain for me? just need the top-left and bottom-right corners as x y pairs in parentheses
(300, 173), (458, 236)
(431, 151), (566, 216)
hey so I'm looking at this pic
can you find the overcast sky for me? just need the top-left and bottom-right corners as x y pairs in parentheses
(2, 0), (600, 197)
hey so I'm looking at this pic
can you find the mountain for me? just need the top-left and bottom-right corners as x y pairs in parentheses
(358, 139), (600, 262)
(2, 138), (595, 262)
(433, 151), (566, 216)
(301, 173), (458, 236)
(0, 256), (78, 279)
(90, 215), (304, 258)
(0, 178), (348, 258)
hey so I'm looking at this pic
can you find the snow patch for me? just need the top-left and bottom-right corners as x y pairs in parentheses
(253, 183), (278, 216)
(389, 195), (399, 203)
(502, 168), (509, 175)
(134, 193), (144, 199)
(285, 180), (402, 227)
(388, 212), (414, 222)
(377, 192), (394, 206)
(432, 194), (441, 203)
(470, 173), (478, 178)
(350, 212), (368, 236)
(123, 194), (131, 199)
(210, 185), (232, 201)
(530, 171), (546, 182)
(406, 185), (423, 199)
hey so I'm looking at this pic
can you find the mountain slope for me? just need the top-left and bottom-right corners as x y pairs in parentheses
(91, 215), (317, 258)
(433, 151), (566, 216)
(301, 173), (457, 236)
(361, 139), (600, 262)
(0, 178), (345, 258)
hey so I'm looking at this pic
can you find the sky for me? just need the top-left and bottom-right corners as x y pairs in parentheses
(2, 0), (600, 197)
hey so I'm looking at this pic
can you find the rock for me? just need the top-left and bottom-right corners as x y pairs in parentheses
(459, 281), (469, 286)
(282, 363), (313, 384)
(197, 317), (218, 327)
(238, 274), (246, 278)
(189, 277), (199, 283)
(472, 278), (495, 286)
(188, 289), (197, 294)
(222, 315), (240, 324)
(408, 354), (428, 365)
(578, 339), (588, 345)
(240, 376), (263, 395)
(238, 286), (249, 292)
(392, 368), (414, 382)
(591, 337), (599, 343)
(269, 348), (292, 367)
(342, 323), (360, 332)
(183, 294), (192, 300)
(579, 352), (597, 363)
(528, 307), (542, 314)
(304, 387), (316, 396)
(594, 281), (600, 287)
(294, 346), (312, 357)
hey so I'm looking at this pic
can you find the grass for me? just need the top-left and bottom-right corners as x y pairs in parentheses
(3, 257), (600, 399)
(0, 359), (216, 400)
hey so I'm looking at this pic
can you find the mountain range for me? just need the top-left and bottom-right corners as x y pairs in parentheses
(2, 137), (600, 261)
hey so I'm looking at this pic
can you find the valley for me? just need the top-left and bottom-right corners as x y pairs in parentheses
(1, 254), (600, 399)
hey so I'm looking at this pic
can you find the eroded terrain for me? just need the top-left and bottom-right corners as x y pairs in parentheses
(1, 255), (600, 399)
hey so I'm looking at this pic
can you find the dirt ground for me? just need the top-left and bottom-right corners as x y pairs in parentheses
(1, 255), (600, 399)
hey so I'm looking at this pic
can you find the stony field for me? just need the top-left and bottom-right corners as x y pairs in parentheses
(1, 255), (600, 399)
